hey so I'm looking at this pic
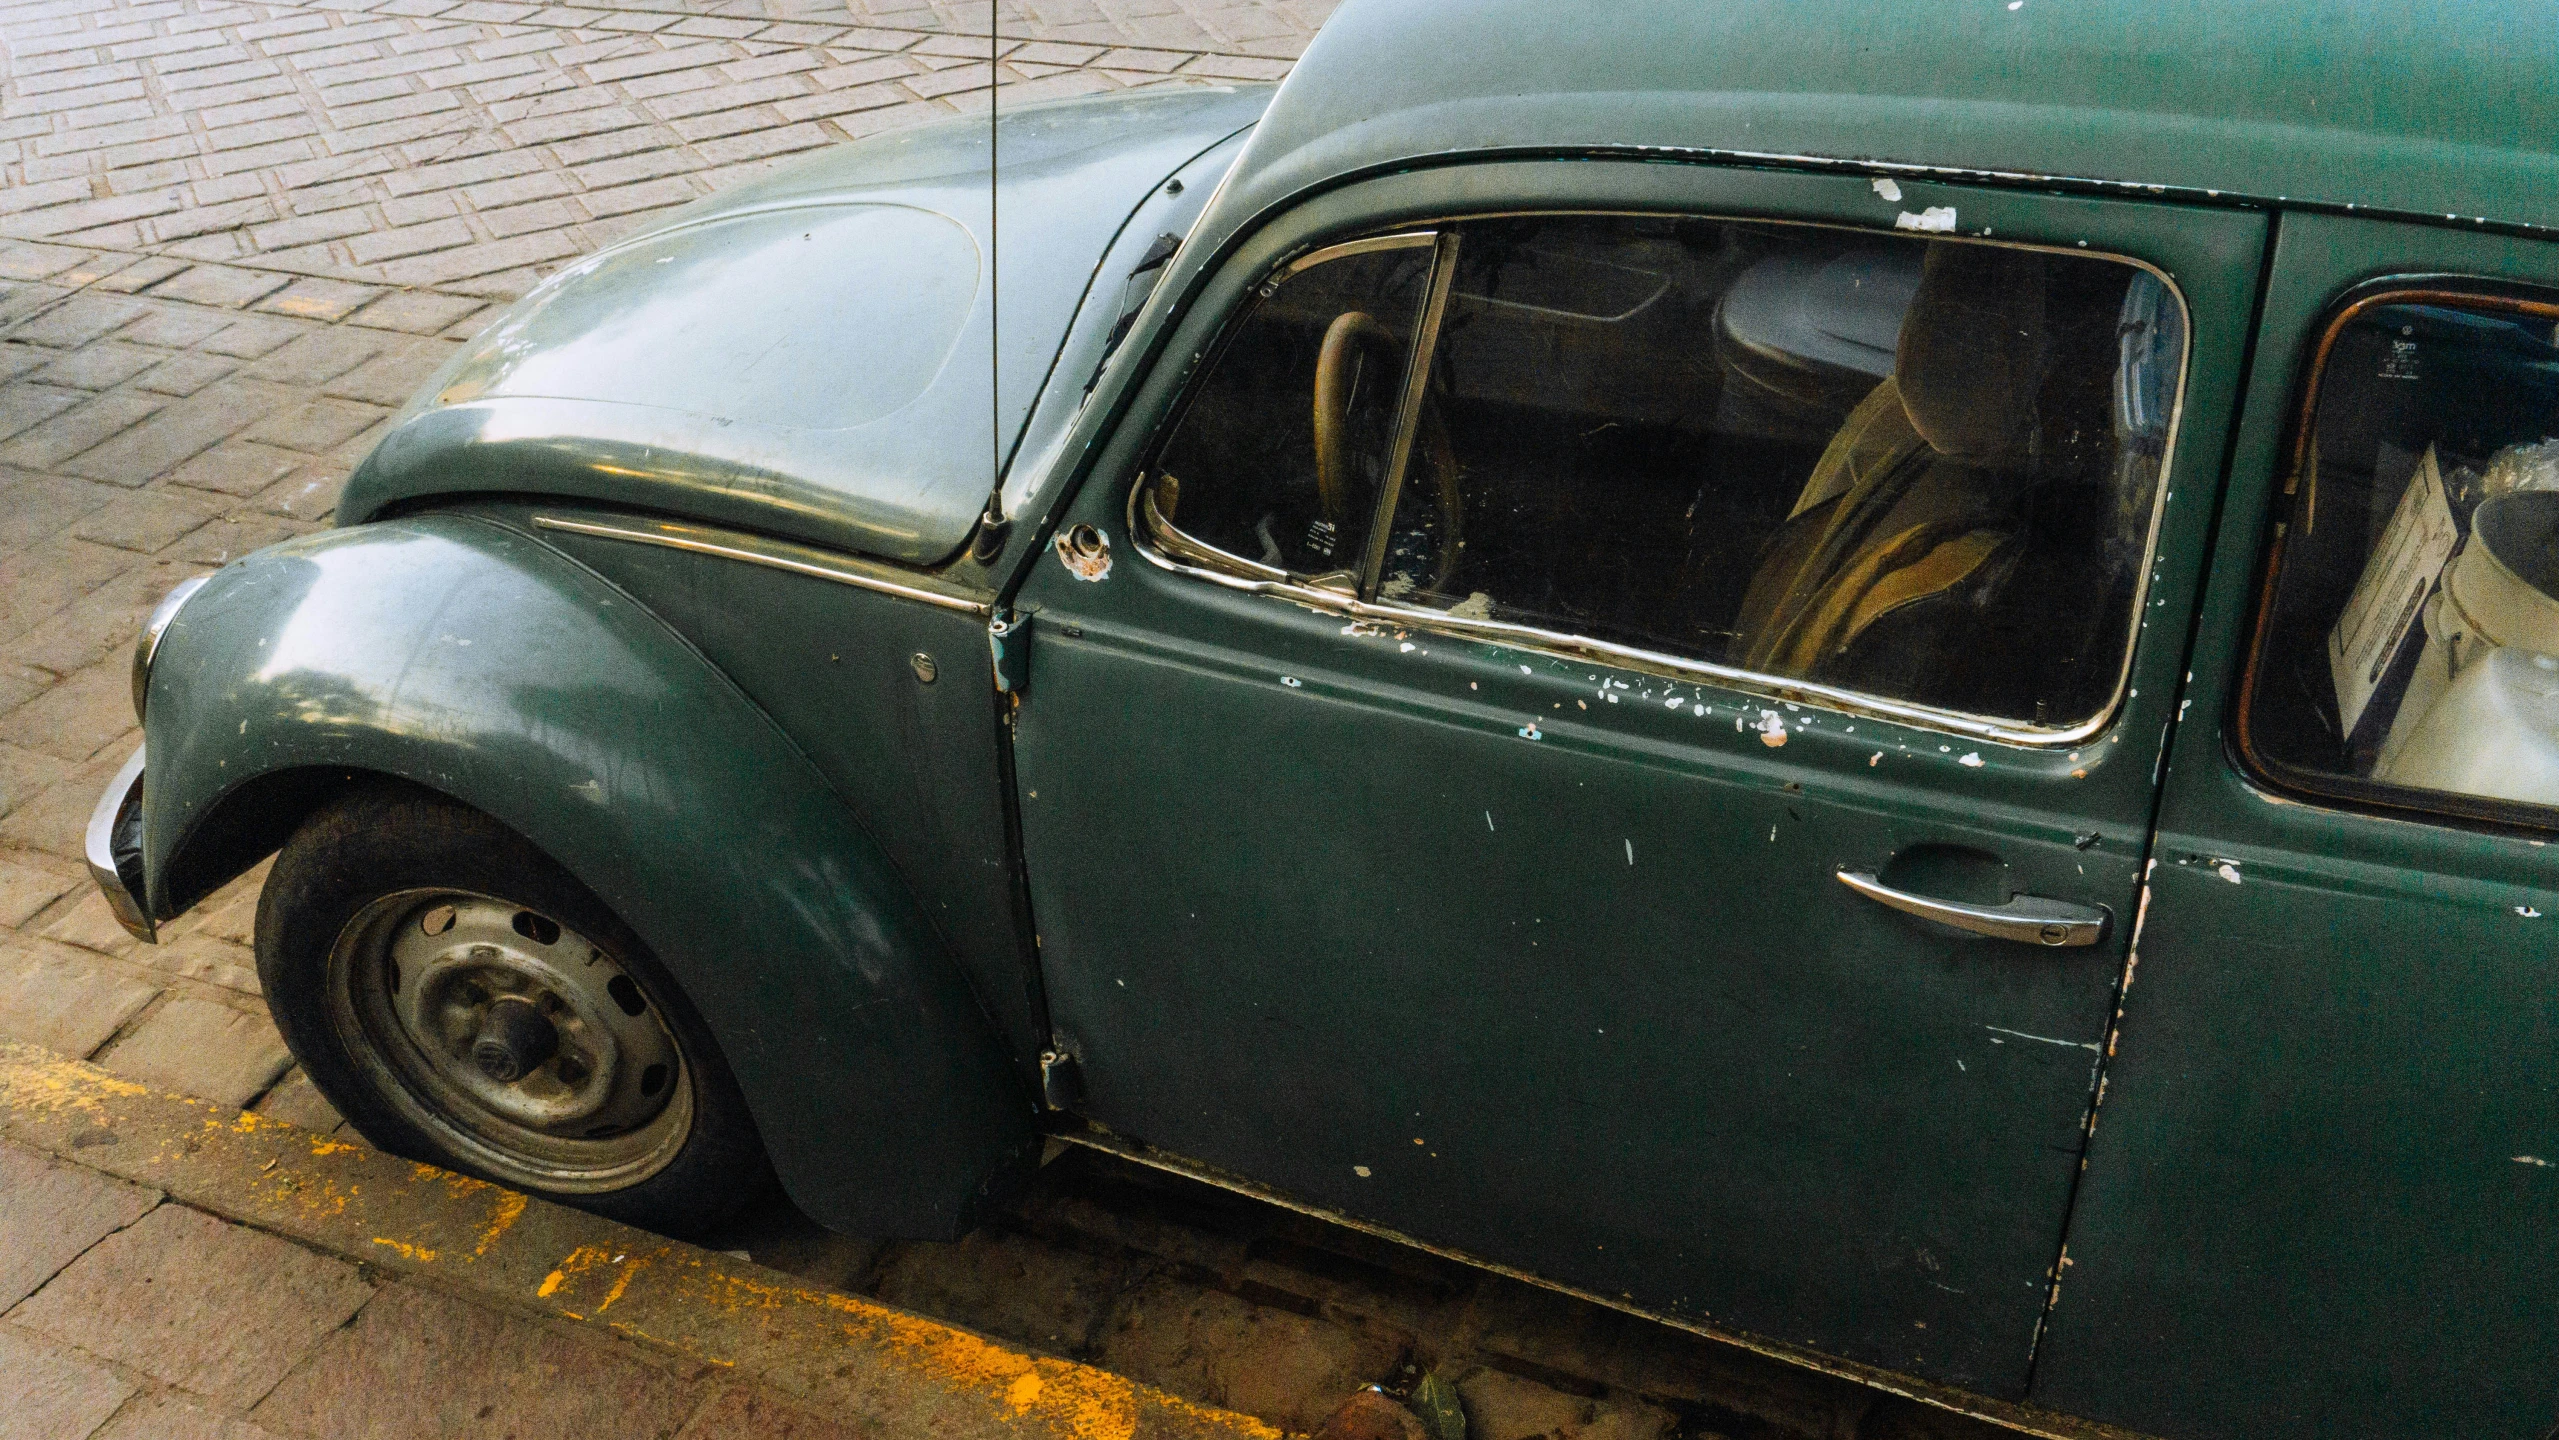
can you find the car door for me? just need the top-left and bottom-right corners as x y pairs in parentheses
(1009, 162), (2263, 1395)
(2032, 213), (2559, 1439)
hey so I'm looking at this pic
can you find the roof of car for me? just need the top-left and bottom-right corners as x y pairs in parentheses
(1208, 0), (2558, 237)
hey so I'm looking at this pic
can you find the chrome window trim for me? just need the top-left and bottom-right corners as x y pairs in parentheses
(1356, 231), (1462, 598)
(1130, 212), (2195, 750)
(531, 514), (990, 616)
(1277, 230), (1438, 280)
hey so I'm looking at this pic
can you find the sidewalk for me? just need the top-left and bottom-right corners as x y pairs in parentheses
(0, 1040), (1281, 1440)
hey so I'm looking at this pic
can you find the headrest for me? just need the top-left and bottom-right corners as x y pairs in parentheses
(1895, 243), (2051, 464)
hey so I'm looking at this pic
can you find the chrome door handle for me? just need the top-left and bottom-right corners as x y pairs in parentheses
(1836, 870), (2110, 948)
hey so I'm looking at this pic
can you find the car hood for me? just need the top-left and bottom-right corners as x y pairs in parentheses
(343, 84), (1271, 567)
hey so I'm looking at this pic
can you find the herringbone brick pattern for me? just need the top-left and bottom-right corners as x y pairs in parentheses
(0, 0), (1303, 299)
(825, 0), (1335, 57)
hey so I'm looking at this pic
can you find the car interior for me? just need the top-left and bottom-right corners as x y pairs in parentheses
(2245, 294), (2559, 811)
(1151, 216), (2185, 730)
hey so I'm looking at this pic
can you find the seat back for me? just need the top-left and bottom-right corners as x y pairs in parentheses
(1732, 244), (2055, 692)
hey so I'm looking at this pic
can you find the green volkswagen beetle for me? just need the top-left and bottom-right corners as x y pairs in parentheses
(83, 0), (2559, 1434)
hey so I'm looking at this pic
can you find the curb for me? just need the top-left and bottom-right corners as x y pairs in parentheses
(0, 1041), (1281, 1440)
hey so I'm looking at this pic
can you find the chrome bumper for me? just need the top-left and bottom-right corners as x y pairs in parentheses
(85, 746), (155, 943)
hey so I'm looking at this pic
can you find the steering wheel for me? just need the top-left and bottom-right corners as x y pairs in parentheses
(1313, 310), (1464, 593)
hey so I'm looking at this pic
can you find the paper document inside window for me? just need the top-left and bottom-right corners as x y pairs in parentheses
(2329, 445), (2459, 736)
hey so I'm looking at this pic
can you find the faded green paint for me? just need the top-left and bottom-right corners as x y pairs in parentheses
(2031, 213), (2559, 1440)
(1208, 0), (2559, 250)
(1012, 158), (2265, 1400)
(140, 513), (1033, 1237)
(342, 84), (1270, 567)
(523, 503), (1046, 1081)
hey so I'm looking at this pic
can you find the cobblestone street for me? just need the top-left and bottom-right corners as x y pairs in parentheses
(0, 2), (1998, 1436)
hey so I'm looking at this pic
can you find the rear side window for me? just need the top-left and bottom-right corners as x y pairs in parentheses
(2241, 288), (2559, 827)
(1145, 214), (2187, 740)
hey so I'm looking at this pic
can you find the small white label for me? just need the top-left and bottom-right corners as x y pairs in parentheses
(2328, 445), (2458, 734)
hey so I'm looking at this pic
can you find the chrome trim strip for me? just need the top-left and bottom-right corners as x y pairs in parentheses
(132, 574), (208, 724)
(1055, 1128), (2134, 1440)
(531, 515), (990, 616)
(1357, 230), (1461, 599)
(1133, 482), (2092, 746)
(86, 746), (153, 944)
(1126, 220), (2195, 750)
(1279, 230), (1437, 279)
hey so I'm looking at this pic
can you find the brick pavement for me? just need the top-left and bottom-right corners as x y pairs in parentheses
(0, 1138), (947, 1439)
(0, 0), (1318, 299)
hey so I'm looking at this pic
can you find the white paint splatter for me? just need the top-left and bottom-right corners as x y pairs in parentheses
(1870, 751), (1884, 766)
(2517, 1155), (2552, 1167)
(1895, 205), (1959, 232)
(1756, 710), (1789, 747)
(2215, 861), (2243, 885)
(1872, 176), (1903, 202)
(1485, 811), (1496, 832)
(1958, 752), (1984, 768)
(1353, 1165), (1372, 1178)
(1984, 1024), (2100, 1052)
(1400, 642), (1416, 653)
(1624, 839), (1634, 866)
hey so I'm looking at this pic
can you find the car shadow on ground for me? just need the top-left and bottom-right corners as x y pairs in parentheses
(704, 1145), (2007, 1440)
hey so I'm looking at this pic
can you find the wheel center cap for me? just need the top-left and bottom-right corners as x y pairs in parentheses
(470, 997), (559, 1083)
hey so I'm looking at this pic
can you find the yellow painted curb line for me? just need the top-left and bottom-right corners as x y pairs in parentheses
(0, 1042), (1281, 1440)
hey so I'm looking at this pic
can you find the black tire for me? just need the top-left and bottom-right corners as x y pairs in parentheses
(256, 781), (774, 1238)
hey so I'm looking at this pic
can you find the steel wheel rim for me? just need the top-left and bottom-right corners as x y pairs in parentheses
(326, 889), (693, 1193)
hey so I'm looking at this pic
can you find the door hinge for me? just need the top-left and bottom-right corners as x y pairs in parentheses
(1039, 1047), (1082, 1110)
(990, 608), (1030, 696)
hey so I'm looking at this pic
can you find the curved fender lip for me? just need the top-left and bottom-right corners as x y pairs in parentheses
(143, 514), (1033, 1236)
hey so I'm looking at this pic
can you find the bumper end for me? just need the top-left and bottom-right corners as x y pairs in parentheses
(85, 746), (154, 944)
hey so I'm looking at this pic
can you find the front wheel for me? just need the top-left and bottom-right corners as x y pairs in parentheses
(256, 783), (772, 1236)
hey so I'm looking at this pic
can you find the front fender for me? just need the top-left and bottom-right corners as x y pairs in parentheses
(142, 513), (1033, 1237)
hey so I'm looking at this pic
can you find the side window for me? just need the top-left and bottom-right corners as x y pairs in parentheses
(2241, 288), (2559, 826)
(1143, 214), (2186, 737)
(1149, 235), (1439, 583)
(1376, 216), (2182, 732)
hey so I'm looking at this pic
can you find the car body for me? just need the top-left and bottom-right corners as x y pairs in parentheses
(88, 2), (2559, 1435)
